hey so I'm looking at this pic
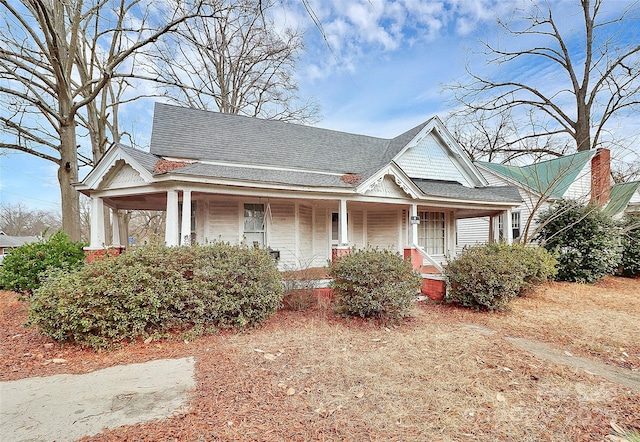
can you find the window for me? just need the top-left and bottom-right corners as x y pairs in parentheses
(499, 211), (521, 240)
(418, 211), (445, 255)
(244, 203), (265, 247)
(512, 211), (521, 239)
(331, 212), (349, 246)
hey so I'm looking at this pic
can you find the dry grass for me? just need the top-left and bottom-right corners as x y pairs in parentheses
(2, 276), (639, 441)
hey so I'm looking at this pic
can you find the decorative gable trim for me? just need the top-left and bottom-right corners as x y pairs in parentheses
(357, 162), (421, 199)
(76, 145), (154, 191)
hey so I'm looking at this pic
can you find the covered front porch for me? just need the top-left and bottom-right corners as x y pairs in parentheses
(87, 186), (515, 275)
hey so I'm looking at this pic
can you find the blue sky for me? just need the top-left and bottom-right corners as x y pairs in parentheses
(1, 0), (638, 213)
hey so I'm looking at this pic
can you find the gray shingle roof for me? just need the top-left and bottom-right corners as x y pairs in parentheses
(140, 103), (522, 204)
(0, 234), (39, 248)
(119, 144), (159, 173)
(412, 179), (522, 203)
(171, 163), (352, 188)
(150, 103), (416, 177)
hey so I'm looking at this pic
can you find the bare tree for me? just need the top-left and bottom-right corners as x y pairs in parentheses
(0, 0), (208, 241)
(447, 0), (640, 155)
(144, 0), (319, 123)
(445, 109), (574, 163)
(0, 203), (61, 236)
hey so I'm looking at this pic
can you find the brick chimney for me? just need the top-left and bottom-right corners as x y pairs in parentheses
(590, 148), (611, 205)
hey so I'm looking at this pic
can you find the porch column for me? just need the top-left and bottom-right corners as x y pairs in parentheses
(338, 198), (348, 245)
(504, 209), (513, 245)
(165, 189), (180, 246)
(489, 214), (500, 243)
(90, 196), (106, 248)
(409, 204), (418, 246)
(180, 189), (192, 246)
(111, 208), (121, 247)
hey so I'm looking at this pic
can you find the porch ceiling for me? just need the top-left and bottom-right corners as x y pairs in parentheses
(455, 208), (505, 219)
(102, 192), (168, 211)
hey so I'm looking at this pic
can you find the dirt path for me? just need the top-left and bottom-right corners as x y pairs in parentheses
(460, 323), (640, 392)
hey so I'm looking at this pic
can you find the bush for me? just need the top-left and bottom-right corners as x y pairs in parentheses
(535, 200), (621, 283)
(444, 243), (557, 311)
(328, 248), (422, 323)
(620, 214), (640, 277)
(189, 242), (284, 329)
(27, 242), (283, 349)
(0, 231), (86, 296)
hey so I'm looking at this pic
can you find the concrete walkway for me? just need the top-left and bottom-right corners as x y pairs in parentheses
(459, 323), (640, 392)
(0, 357), (196, 442)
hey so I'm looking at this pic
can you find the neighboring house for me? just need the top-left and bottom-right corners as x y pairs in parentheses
(604, 181), (640, 219)
(457, 148), (612, 248)
(76, 103), (522, 296)
(0, 232), (39, 264)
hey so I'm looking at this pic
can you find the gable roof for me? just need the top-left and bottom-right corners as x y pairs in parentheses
(78, 103), (522, 207)
(604, 181), (640, 216)
(150, 102), (424, 181)
(478, 150), (594, 198)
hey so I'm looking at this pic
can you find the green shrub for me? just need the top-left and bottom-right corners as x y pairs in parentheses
(620, 214), (640, 277)
(27, 242), (283, 349)
(189, 242), (284, 329)
(0, 231), (86, 296)
(444, 243), (557, 311)
(535, 200), (621, 283)
(328, 248), (422, 323)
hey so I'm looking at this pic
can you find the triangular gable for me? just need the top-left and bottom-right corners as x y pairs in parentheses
(76, 144), (155, 192)
(392, 117), (487, 187)
(357, 163), (421, 199)
(479, 150), (594, 199)
(99, 161), (148, 190)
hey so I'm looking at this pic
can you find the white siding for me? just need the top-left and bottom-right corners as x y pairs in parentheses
(456, 217), (490, 254)
(366, 209), (400, 251)
(269, 202), (296, 267)
(351, 209), (365, 249)
(395, 132), (470, 185)
(298, 204), (313, 266)
(205, 199), (240, 243)
(312, 206), (329, 268)
(564, 163), (592, 201)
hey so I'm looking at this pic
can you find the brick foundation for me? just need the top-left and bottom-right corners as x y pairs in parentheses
(84, 247), (125, 263)
(403, 248), (423, 270)
(331, 247), (351, 263)
(421, 278), (446, 301)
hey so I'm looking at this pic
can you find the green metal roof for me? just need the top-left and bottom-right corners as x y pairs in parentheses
(479, 150), (594, 198)
(604, 181), (640, 216)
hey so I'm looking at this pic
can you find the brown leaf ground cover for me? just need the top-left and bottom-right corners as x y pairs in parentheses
(1, 276), (639, 441)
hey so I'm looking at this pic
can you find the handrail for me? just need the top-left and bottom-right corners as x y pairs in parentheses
(413, 244), (445, 273)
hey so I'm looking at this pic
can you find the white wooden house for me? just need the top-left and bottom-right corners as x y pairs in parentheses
(457, 148), (612, 248)
(76, 103), (522, 296)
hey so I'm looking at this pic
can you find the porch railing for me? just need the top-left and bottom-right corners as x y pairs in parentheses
(414, 244), (445, 273)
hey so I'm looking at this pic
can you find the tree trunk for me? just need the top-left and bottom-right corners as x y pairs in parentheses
(576, 92), (592, 152)
(58, 119), (82, 242)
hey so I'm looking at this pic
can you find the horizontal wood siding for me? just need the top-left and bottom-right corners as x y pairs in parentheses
(366, 209), (400, 251)
(269, 202), (296, 267)
(456, 217), (489, 254)
(298, 204), (313, 268)
(206, 199), (239, 243)
(351, 210), (364, 249)
(312, 207), (329, 268)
